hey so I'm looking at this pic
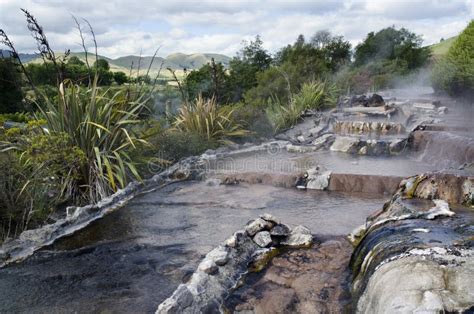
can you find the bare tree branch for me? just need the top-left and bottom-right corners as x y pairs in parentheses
(72, 15), (92, 85)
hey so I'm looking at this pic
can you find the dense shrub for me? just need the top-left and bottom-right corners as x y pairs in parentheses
(0, 58), (25, 113)
(354, 27), (430, 69)
(0, 124), (85, 241)
(37, 76), (149, 202)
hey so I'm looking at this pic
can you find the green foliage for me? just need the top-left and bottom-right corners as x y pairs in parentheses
(184, 61), (229, 104)
(25, 63), (58, 85)
(431, 20), (474, 97)
(245, 33), (350, 107)
(173, 96), (250, 145)
(136, 74), (152, 85)
(25, 57), (116, 86)
(430, 36), (457, 58)
(230, 102), (274, 138)
(94, 58), (110, 71)
(67, 56), (85, 66)
(0, 125), (86, 240)
(0, 58), (25, 113)
(354, 26), (430, 69)
(226, 35), (273, 101)
(37, 76), (149, 202)
(113, 71), (128, 85)
(0, 112), (31, 124)
(266, 81), (338, 132)
(140, 121), (214, 165)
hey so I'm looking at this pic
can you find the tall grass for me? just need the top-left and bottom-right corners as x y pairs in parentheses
(38, 76), (149, 202)
(266, 80), (338, 132)
(173, 95), (250, 145)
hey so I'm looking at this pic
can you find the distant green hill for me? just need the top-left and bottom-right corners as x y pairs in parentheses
(429, 36), (457, 58)
(22, 51), (231, 78)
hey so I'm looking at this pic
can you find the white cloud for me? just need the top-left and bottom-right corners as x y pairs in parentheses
(0, 0), (471, 58)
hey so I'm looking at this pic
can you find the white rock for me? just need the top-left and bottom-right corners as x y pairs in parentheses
(198, 259), (218, 275)
(260, 213), (281, 224)
(281, 225), (313, 247)
(253, 231), (272, 248)
(305, 167), (331, 190)
(286, 144), (319, 153)
(245, 218), (273, 236)
(330, 136), (360, 153)
(207, 246), (230, 266)
(426, 199), (455, 219)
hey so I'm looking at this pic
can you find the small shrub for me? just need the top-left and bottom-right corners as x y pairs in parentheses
(173, 96), (250, 145)
(266, 80), (338, 132)
(230, 102), (274, 139)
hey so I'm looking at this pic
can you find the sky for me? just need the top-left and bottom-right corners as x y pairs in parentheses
(0, 0), (472, 59)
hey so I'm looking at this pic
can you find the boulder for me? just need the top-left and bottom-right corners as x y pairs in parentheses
(281, 225), (313, 247)
(367, 93), (385, 107)
(260, 213), (281, 225)
(245, 218), (273, 236)
(270, 224), (291, 237)
(207, 246), (230, 266)
(349, 95), (369, 107)
(253, 231), (272, 248)
(198, 259), (218, 275)
(330, 136), (360, 153)
(312, 133), (335, 148)
(303, 166), (331, 190)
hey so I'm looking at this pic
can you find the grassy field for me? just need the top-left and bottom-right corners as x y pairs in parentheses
(429, 36), (457, 58)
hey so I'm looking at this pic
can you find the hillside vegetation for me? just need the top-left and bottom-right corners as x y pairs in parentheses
(23, 52), (231, 78)
(429, 36), (457, 58)
(432, 20), (474, 97)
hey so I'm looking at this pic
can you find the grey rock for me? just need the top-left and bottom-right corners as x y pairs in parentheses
(270, 224), (291, 237)
(330, 136), (360, 153)
(245, 218), (273, 236)
(156, 297), (179, 314)
(307, 125), (325, 138)
(253, 231), (272, 248)
(286, 144), (319, 153)
(281, 225), (313, 247)
(296, 135), (305, 143)
(389, 138), (406, 154)
(175, 285), (194, 308)
(305, 167), (331, 190)
(260, 213), (281, 225)
(198, 259), (218, 275)
(207, 246), (230, 266)
(312, 133), (335, 148)
(413, 102), (436, 111)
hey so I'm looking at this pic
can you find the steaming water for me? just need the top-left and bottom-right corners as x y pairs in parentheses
(417, 131), (474, 168)
(207, 149), (437, 177)
(1, 88), (471, 312)
(0, 182), (385, 313)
